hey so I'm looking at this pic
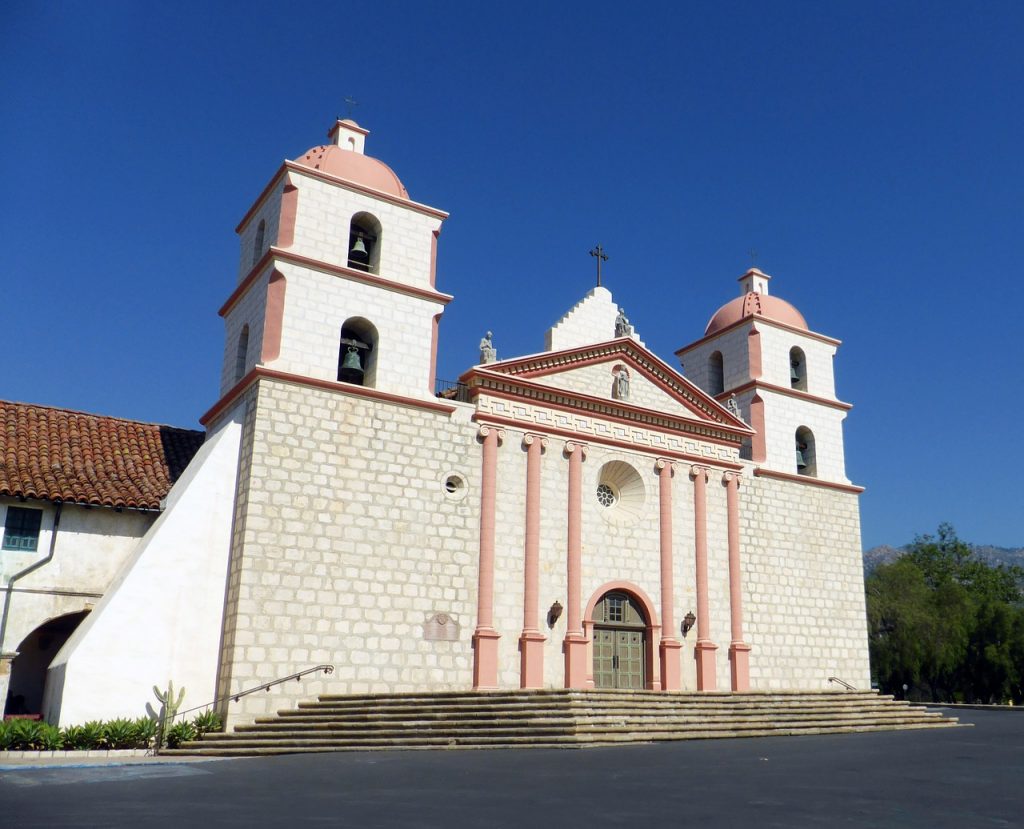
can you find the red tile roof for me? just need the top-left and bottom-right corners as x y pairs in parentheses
(0, 400), (204, 511)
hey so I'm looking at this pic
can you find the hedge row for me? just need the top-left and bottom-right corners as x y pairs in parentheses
(0, 711), (222, 751)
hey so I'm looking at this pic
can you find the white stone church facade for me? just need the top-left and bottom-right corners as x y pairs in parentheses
(7, 120), (868, 727)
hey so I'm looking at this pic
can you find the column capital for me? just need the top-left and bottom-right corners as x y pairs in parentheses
(689, 464), (709, 482)
(522, 433), (549, 451)
(655, 458), (676, 474)
(722, 470), (742, 488)
(478, 424), (505, 443)
(563, 440), (588, 460)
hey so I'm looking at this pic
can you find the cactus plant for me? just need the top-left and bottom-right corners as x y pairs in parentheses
(148, 680), (186, 748)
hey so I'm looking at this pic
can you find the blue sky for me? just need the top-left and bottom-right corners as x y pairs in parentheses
(2, 2), (1021, 549)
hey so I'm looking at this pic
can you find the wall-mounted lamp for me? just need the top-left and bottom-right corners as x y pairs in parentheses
(547, 601), (564, 628)
(681, 611), (696, 638)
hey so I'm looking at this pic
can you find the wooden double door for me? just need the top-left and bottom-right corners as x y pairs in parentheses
(592, 592), (647, 690)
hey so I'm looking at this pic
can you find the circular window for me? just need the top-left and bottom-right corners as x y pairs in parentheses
(441, 473), (468, 501)
(596, 461), (646, 526)
(596, 483), (617, 508)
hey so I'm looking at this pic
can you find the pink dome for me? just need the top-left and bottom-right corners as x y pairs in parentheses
(292, 144), (409, 199)
(705, 292), (808, 335)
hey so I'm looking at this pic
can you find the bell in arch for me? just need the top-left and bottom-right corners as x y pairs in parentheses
(339, 345), (365, 385)
(796, 442), (808, 469)
(790, 360), (801, 382)
(349, 235), (369, 263)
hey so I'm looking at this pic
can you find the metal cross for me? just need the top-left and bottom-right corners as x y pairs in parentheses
(590, 245), (609, 287)
(748, 248), (759, 268)
(343, 97), (359, 118)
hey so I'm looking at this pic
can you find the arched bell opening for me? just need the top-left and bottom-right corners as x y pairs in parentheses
(338, 317), (379, 388)
(790, 346), (807, 391)
(234, 324), (249, 384)
(585, 586), (658, 691)
(795, 425), (816, 477)
(347, 212), (382, 274)
(252, 219), (266, 267)
(4, 610), (89, 718)
(708, 351), (724, 396)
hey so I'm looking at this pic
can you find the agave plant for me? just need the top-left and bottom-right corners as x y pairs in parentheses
(133, 717), (157, 748)
(191, 710), (223, 738)
(101, 718), (139, 750)
(165, 721), (196, 749)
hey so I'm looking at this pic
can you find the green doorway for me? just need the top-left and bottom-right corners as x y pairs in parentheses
(592, 592), (647, 689)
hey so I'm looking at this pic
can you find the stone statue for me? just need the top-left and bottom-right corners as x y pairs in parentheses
(615, 367), (630, 400)
(614, 308), (632, 338)
(725, 394), (742, 421)
(479, 331), (497, 364)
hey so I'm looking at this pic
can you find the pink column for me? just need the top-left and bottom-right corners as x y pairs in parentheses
(724, 472), (751, 691)
(690, 465), (718, 691)
(563, 441), (588, 688)
(472, 425), (503, 689)
(657, 459), (682, 691)
(519, 434), (547, 688)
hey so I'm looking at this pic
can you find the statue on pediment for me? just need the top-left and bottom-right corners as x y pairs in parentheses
(479, 331), (497, 364)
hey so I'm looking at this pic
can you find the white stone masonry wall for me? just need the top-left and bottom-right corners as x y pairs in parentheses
(756, 324), (838, 399)
(237, 181), (284, 282)
(677, 326), (751, 395)
(545, 287), (645, 352)
(760, 392), (849, 484)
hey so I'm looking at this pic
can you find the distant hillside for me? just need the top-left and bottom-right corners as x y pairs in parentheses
(863, 543), (1024, 573)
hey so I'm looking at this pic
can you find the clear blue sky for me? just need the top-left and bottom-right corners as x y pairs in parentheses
(2, 2), (1022, 550)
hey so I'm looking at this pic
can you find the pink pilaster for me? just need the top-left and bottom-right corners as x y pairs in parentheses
(724, 472), (751, 691)
(473, 425), (503, 689)
(691, 465), (718, 691)
(563, 441), (588, 688)
(519, 434), (547, 688)
(657, 459), (682, 691)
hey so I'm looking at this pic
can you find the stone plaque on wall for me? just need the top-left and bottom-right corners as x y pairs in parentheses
(422, 612), (460, 642)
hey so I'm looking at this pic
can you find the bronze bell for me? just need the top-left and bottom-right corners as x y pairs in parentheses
(796, 442), (808, 469)
(791, 360), (801, 382)
(342, 346), (362, 372)
(349, 236), (369, 262)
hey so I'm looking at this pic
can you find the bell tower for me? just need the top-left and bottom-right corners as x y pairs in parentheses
(215, 119), (451, 404)
(676, 269), (853, 485)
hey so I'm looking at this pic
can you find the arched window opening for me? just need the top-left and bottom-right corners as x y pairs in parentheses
(234, 325), (249, 383)
(347, 212), (382, 274)
(338, 317), (379, 387)
(796, 426), (816, 477)
(790, 346), (807, 391)
(253, 219), (266, 266)
(708, 351), (724, 396)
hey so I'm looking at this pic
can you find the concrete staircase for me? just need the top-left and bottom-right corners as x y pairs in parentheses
(165, 689), (961, 757)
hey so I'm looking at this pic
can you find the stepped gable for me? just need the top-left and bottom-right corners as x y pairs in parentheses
(0, 399), (204, 510)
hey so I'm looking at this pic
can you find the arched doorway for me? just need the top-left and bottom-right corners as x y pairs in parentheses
(591, 592), (648, 689)
(4, 611), (88, 717)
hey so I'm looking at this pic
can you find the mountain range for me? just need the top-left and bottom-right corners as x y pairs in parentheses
(863, 544), (1024, 573)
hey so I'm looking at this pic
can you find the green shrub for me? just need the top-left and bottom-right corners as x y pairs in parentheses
(101, 718), (139, 750)
(39, 723), (63, 751)
(133, 717), (157, 748)
(165, 721), (196, 749)
(191, 710), (223, 738)
(61, 724), (91, 750)
(80, 721), (105, 749)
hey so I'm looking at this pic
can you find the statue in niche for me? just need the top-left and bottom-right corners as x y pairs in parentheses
(725, 393), (742, 421)
(614, 308), (632, 338)
(614, 367), (630, 400)
(479, 331), (497, 364)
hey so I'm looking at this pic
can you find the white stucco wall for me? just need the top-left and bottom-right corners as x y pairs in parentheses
(44, 420), (240, 725)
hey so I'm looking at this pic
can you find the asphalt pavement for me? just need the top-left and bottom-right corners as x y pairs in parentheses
(3, 708), (1022, 828)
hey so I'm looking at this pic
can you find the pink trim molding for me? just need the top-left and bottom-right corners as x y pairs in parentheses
(473, 425), (505, 689)
(753, 467), (865, 494)
(520, 434), (548, 688)
(749, 394), (767, 464)
(583, 581), (662, 692)
(200, 367), (456, 427)
(260, 271), (286, 364)
(429, 229), (440, 289)
(690, 465), (718, 691)
(276, 182), (298, 248)
(428, 313), (442, 395)
(563, 441), (589, 688)
(657, 459), (681, 691)
(675, 316), (842, 358)
(723, 472), (750, 691)
(747, 325), (762, 380)
(724, 380), (853, 412)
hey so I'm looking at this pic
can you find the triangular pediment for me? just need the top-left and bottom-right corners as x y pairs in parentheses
(462, 339), (751, 438)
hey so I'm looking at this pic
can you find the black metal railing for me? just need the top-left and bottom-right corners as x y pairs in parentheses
(154, 664), (334, 754)
(827, 676), (857, 691)
(435, 379), (471, 403)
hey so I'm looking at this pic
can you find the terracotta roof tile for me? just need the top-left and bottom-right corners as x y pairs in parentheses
(0, 400), (204, 511)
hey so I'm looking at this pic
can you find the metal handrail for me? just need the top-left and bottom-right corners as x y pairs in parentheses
(154, 664), (334, 753)
(827, 676), (857, 691)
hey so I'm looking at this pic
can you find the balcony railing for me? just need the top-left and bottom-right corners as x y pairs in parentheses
(435, 379), (471, 403)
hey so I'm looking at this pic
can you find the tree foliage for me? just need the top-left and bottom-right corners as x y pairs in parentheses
(866, 523), (1024, 703)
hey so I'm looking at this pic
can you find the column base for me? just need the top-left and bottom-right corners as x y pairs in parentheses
(694, 640), (719, 691)
(729, 642), (751, 692)
(563, 634), (589, 688)
(659, 639), (683, 691)
(519, 631), (547, 689)
(472, 628), (501, 689)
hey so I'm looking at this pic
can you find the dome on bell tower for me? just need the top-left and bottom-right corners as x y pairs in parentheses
(291, 119), (410, 200)
(704, 269), (808, 335)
